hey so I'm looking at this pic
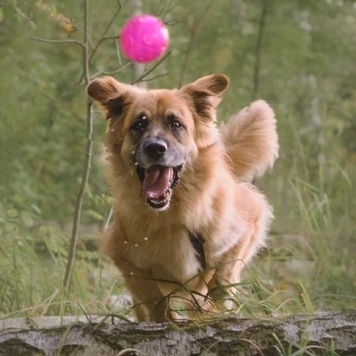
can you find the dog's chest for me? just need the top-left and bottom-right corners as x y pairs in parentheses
(126, 228), (201, 282)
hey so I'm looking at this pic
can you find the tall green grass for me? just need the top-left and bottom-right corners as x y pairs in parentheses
(0, 205), (121, 319)
(262, 119), (355, 311)
(0, 125), (355, 320)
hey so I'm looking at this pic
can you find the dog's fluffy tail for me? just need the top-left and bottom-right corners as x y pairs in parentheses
(220, 100), (279, 181)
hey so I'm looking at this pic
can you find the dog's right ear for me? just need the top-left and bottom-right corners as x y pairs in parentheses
(87, 76), (133, 120)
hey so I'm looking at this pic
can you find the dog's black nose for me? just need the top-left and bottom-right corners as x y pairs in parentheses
(144, 139), (168, 159)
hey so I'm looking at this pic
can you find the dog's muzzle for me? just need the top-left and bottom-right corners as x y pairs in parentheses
(133, 138), (183, 210)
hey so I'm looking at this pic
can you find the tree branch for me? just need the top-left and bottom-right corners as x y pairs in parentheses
(88, 3), (122, 63)
(63, 0), (93, 293)
(131, 51), (171, 84)
(31, 37), (85, 49)
(92, 62), (131, 78)
(75, 4), (123, 86)
(36, 0), (147, 292)
(139, 72), (170, 83)
(252, 0), (270, 100)
(178, 0), (217, 86)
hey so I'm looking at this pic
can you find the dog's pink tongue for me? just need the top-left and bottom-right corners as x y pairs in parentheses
(143, 166), (170, 200)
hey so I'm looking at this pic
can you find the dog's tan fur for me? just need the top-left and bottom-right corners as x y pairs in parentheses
(87, 74), (279, 322)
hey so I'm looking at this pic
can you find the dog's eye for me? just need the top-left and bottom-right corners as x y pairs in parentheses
(131, 115), (148, 132)
(167, 115), (183, 131)
(171, 120), (182, 130)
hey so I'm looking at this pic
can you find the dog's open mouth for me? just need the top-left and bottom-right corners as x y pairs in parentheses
(135, 164), (182, 209)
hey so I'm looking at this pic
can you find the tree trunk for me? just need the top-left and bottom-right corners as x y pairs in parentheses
(0, 311), (355, 355)
(129, 0), (146, 84)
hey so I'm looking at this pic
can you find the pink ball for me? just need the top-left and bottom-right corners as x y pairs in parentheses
(120, 15), (169, 63)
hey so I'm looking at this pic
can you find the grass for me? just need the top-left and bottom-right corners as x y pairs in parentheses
(0, 143), (354, 356)
(0, 169), (354, 320)
(0, 214), (116, 318)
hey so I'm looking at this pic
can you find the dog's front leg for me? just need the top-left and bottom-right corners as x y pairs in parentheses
(208, 209), (269, 309)
(116, 262), (174, 322)
(102, 229), (172, 322)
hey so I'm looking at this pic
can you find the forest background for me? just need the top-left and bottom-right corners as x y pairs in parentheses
(0, 0), (355, 319)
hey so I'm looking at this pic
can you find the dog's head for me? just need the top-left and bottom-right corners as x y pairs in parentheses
(87, 74), (229, 210)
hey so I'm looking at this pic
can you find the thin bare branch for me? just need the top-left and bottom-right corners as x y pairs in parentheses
(31, 37), (85, 49)
(129, 0), (146, 83)
(89, 3), (122, 63)
(92, 62), (131, 78)
(160, 0), (183, 22)
(76, 4), (123, 85)
(178, 0), (217, 86)
(139, 72), (170, 83)
(252, 0), (270, 100)
(63, 0), (93, 293)
(131, 51), (171, 84)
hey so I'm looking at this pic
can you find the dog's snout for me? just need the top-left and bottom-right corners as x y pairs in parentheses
(144, 139), (168, 159)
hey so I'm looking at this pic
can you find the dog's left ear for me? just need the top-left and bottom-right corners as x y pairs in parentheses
(180, 74), (229, 120)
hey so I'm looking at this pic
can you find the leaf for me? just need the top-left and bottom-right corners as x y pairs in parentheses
(7, 209), (18, 219)
(31, 204), (42, 215)
(87, 209), (104, 222)
(20, 211), (34, 228)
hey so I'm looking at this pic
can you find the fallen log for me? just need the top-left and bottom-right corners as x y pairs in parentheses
(0, 311), (355, 355)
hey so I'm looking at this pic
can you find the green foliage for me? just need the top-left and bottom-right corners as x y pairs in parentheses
(0, 201), (123, 317)
(0, 0), (355, 322)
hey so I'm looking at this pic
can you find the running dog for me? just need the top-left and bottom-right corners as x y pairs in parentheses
(87, 74), (279, 321)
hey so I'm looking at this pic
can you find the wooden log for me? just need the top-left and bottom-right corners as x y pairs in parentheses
(0, 311), (355, 355)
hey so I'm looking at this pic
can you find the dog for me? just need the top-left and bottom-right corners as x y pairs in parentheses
(87, 74), (279, 322)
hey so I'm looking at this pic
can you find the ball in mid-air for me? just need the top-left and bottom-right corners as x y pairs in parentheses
(120, 14), (169, 63)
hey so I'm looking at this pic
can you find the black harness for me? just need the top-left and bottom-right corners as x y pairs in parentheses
(188, 232), (206, 270)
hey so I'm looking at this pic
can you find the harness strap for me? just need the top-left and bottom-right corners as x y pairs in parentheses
(188, 232), (206, 270)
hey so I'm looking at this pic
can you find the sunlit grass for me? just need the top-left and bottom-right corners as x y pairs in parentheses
(0, 213), (122, 319)
(0, 141), (355, 322)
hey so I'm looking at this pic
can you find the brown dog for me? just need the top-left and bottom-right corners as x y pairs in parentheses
(87, 74), (279, 322)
